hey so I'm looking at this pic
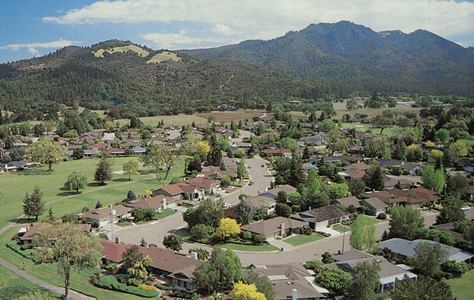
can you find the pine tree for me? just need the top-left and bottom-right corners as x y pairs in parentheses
(94, 157), (112, 185)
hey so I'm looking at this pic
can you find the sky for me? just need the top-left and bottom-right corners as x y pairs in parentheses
(1, 0), (474, 63)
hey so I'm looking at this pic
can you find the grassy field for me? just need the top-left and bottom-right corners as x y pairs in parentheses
(197, 110), (265, 123)
(220, 242), (279, 252)
(333, 101), (421, 119)
(341, 122), (417, 137)
(0, 227), (149, 300)
(283, 233), (324, 246)
(0, 266), (60, 299)
(0, 156), (187, 228)
(115, 114), (207, 127)
(447, 269), (474, 300)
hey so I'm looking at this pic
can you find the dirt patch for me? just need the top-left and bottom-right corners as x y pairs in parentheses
(147, 51), (181, 64)
(92, 45), (149, 58)
(197, 110), (266, 123)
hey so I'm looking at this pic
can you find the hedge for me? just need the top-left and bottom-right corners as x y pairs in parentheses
(6, 240), (40, 262)
(92, 275), (160, 298)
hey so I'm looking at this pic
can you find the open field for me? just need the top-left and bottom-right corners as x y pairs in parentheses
(447, 269), (474, 300)
(0, 156), (187, 228)
(0, 265), (60, 299)
(333, 101), (421, 119)
(283, 233), (324, 246)
(197, 110), (266, 123)
(220, 242), (279, 252)
(115, 114), (208, 127)
(341, 122), (417, 137)
(0, 227), (148, 300)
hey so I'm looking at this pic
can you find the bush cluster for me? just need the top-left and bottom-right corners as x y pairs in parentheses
(93, 275), (160, 298)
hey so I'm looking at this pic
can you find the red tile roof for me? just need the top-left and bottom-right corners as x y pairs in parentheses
(185, 177), (219, 189)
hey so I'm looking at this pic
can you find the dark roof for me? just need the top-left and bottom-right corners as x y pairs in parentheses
(241, 217), (308, 236)
(298, 205), (350, 222)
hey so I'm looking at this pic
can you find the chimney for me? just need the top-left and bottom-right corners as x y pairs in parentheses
(280, 222), (286, 237)
(114, 237), (120, 244)
(163, 198), (167, 209)
(292, 288), (298, 300)
(190, 251), (198, 260)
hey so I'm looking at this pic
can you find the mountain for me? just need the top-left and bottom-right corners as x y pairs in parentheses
(182, 21), (474, 95)
(1, 21), (474, 122)
(0, 40), (325, 121)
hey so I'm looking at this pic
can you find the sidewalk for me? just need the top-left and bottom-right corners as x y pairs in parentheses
(267, 238), (294, 251)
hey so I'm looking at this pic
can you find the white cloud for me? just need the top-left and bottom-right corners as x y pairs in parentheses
(42, 0), (474, 46)
(142, 30), (237, 49)
(2, 39), (78, 57)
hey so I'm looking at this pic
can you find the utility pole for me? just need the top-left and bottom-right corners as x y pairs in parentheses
(341, 228), (346, 253)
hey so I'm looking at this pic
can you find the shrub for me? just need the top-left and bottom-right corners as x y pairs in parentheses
(253, 234), (266, 244)
(441, 261), (470, 276)
(304, 260), (324, 272)
(242, 231), (253, 241)
(93, 275), (159, 298)
(138, 284), (158, 291)
(377, 213), (387, 220)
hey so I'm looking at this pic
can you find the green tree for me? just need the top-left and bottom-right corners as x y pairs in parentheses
(190, 224), (215, 242)
(23, 187), (44, 221)
(345, 261), (379, 300)
(141, 144), (177, 180)
(64, 171), (87, 193)
(409, 241), (448, 276)
(183, 198), (224, 228)
(435, 128), (450, 144)
(449, 141), (470, 158)
(422, 164), (445, 193)
(324, 183), (350, 200)
(122, 245), (144, 270)
(94, 157), (112, 185)
(236, 200), (254, 225)
(326, 129), (348, 155)
(28, 139), (67, 171)
(406, 144), (423, 162)
(194, 248), (242, 293)
(275, 203), (292, 217)
(437, 196), (465, 224)
(122, 159), (139, 181)
(391, 276), (453, 300)
(348, 178), (366, 197)
(163, 234), (183, 252)
(127, 255), (152, 285)
(237, 159), (247, 180)
(350, 215), (378, 252)
(314, 268), (351, 295)
(35, 223), (102, 299)
(363, 164), (384, 191)
(389, 206), (424, 240)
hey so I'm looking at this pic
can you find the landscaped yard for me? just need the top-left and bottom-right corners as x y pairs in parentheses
(0, 227), (149, 300)
(220, 242), (279, 252)
(283, 233), (325, 246)
(357, 214), (382, 225)
(447, 269), (474, 300)
(0, 156), (188, 228)
(332, 224), (351, 233)
(0, 266), (60, 299)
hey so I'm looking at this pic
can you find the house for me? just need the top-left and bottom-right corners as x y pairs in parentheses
(360, 198), (388, 216)
(153, 183), (199, 200)
(3, 160), (37, 171)
(253, 264), (327, 300)
(378, 238), (474, 263)
(130, 146), (147, 154)
(338, 169), (365, 180)
(306, 133), (326, 146)
(292, 205), (351, 230)
(184, 177), (220, 194)
(128, 195), (177, 212)
(81, 205), (132, 227)
(330, 249), (417, 293)
(460, 185), (474, 201)
(399, 162), (423, 176)
(243, 195), (276, 213)
(100, 240), (201, 292)
(83, 149), (99, 157)
(363, 191), (406, 208)
(344, 162), (370, 172)
(263, 148), (292, 157)
(335, 196), (361, 210)
(389, 187), (438, 208)
(377, 159), (402, 168)
(241, 216), (308, 239)
(19, 222), (91, 245)
(106, 148), (126, 156)
(261, 184), (298, 200)
(432, 221), (473, 242)
(102, 132), (116, 142)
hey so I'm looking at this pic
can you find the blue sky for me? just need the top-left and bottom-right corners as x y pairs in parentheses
(1, 0), (474, 63)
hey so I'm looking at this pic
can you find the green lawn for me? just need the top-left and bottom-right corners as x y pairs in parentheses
(357, 214), (382, 224)
(0, 156), (187, 228)
(220, 242), (279, 252)
(332, 224), (351, 233)
(282, 233), (324, 246)
(0, 266), (60, 299)
(341, 122), (418, 138)
(447, 269), (474, 300)
(0, 227), (149, 300)
(333, 101), (421, 119)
